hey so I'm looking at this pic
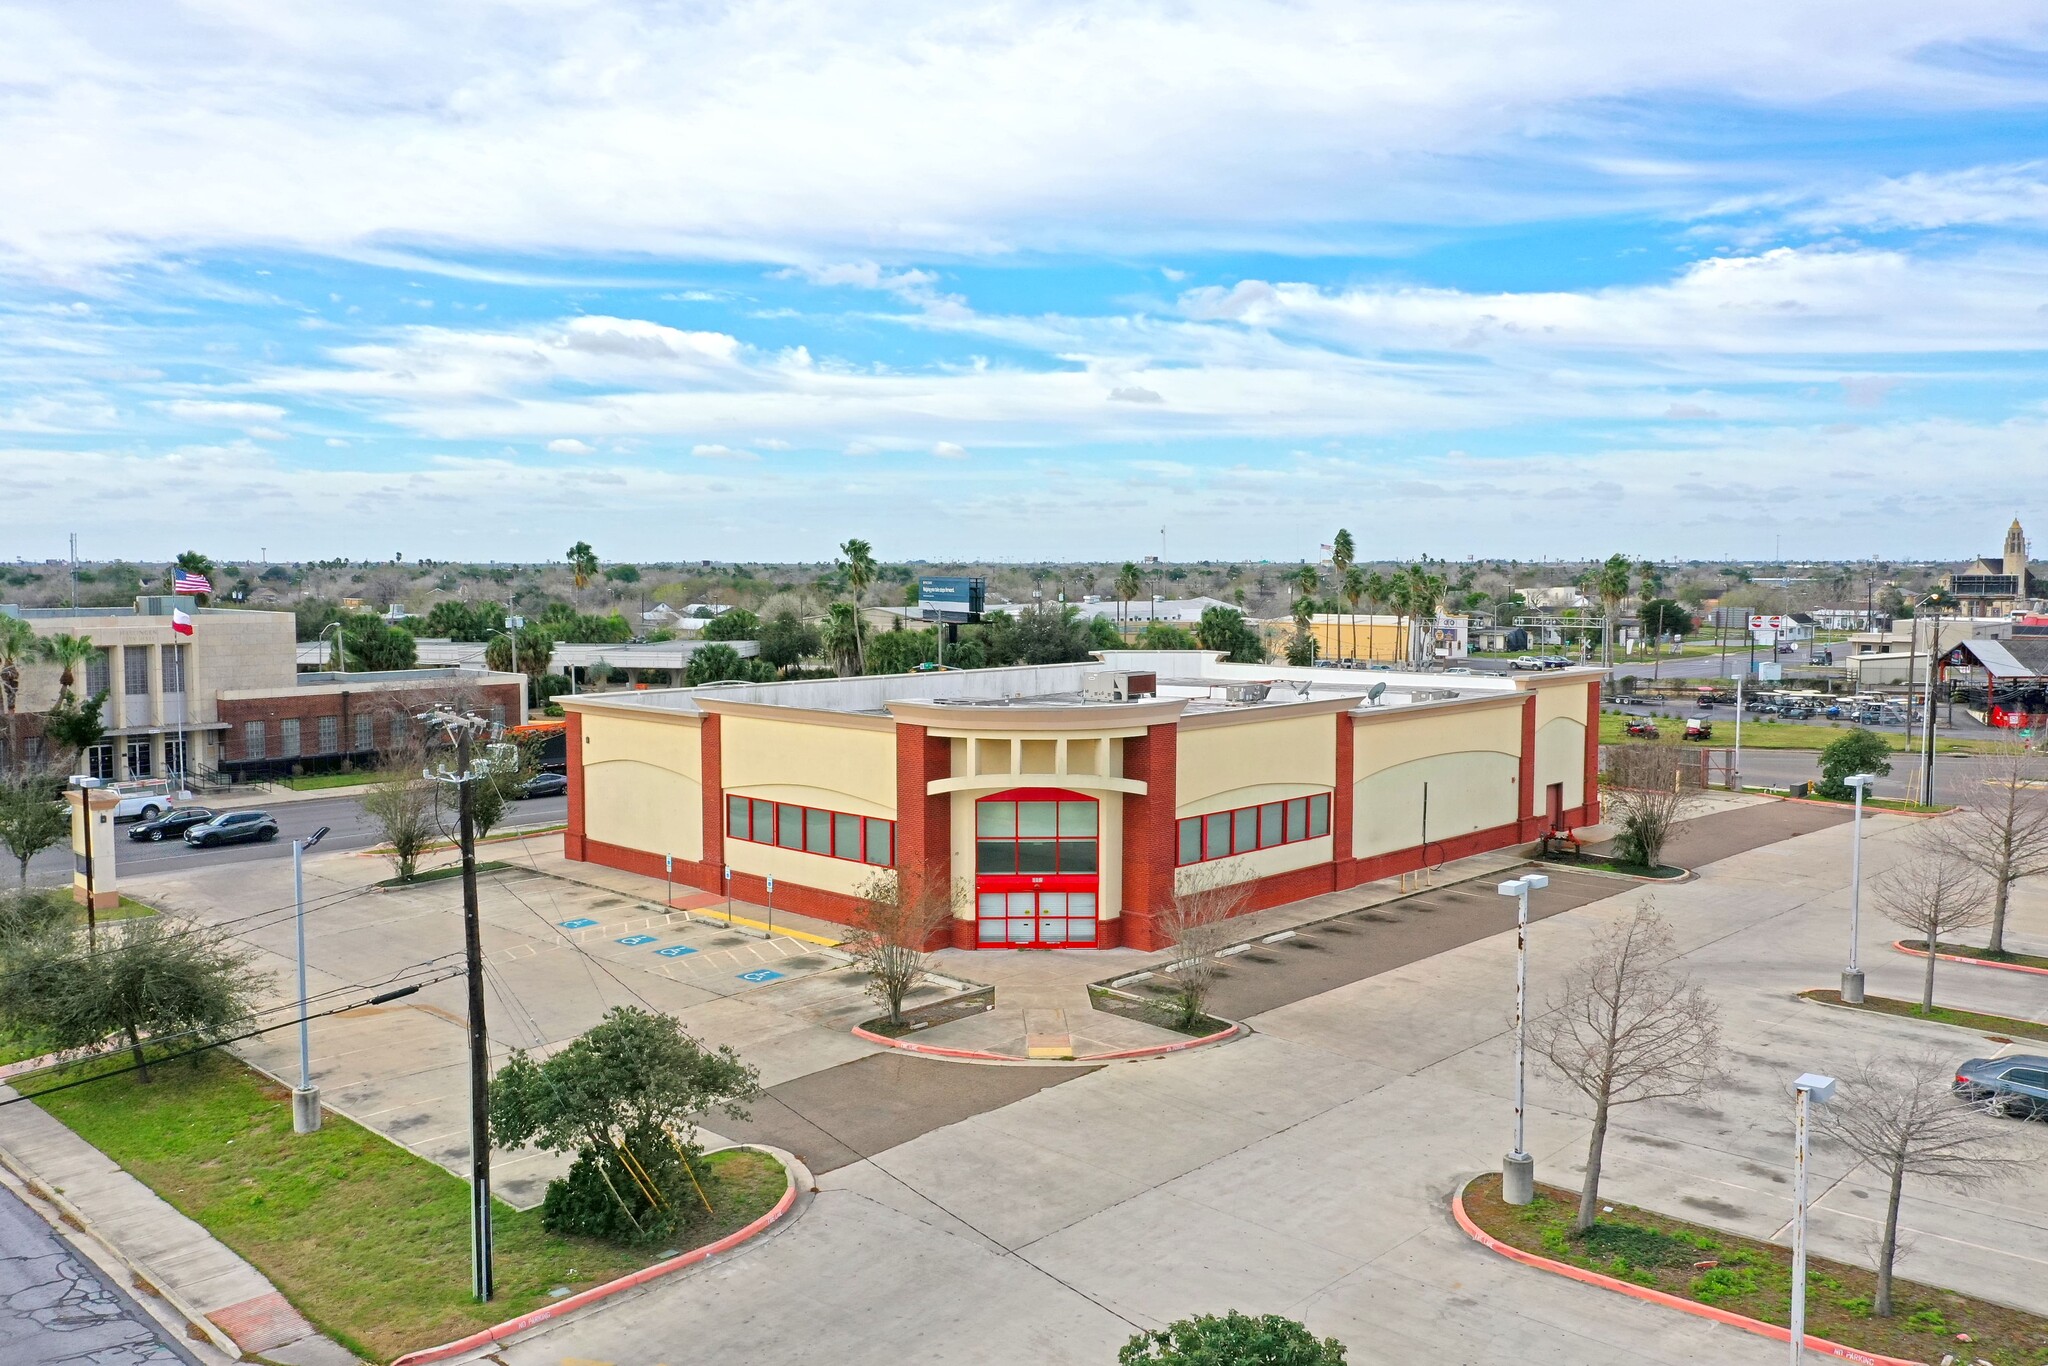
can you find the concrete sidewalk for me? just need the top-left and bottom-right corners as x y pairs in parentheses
(0, 1087), (358, 1366)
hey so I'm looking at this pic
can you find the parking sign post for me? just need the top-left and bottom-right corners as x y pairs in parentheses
(765, 874), (774, 940)
(724, 865), (733, 926)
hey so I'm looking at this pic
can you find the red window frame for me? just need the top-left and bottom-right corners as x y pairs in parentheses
(1175, 792), (1330, 865)
(727, 795), (894, 867)
(973, 788), (1101, 883)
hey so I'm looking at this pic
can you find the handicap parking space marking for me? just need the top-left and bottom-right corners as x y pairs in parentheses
(616, 934), (658, 946)
(736, 968), (785, 983)
(558, 918), (600, 929)
(654, 945), (698, 958)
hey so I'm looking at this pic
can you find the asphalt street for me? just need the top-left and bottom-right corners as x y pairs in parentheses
(21, 789), (567, 889)
(0, 1179), (201, 1366)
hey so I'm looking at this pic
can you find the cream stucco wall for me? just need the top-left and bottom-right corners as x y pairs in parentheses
(582, 712), (703, 862)
(723, 832), (884, 900)
(718, 713), (897, 818)
(1351, 702), (1523, 859)
(1177, 712), (1335, 815)
(1532, 716), (1586, 813)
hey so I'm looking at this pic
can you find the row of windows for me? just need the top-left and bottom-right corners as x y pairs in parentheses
(79, 645), (188, 699)
(1177, 794), (1329, 866)
(975, 797), (1098, 876)
(239, 706), (508, 761)
(727, 797), (895, 866)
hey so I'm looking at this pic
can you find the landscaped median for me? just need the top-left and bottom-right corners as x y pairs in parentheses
(1455, 1172), (2048, 1364)
(1894, 940), (2048, 977)
(15, 1053), (795, 1363)
(1799, 989), (2048, 1045)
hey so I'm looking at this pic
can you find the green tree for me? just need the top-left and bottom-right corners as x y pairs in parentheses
(602, 564), (640, 584)
(757, 611), (822, 673)
(1136, 623), (1198, 650)
(337, 616), (418, 671)
(1195, 607), (1264, 664)
(1330, 529), (1355, 665)
(864, 627), (937, 676)
(702, 608), (761, 642)
(1116, 562), (1144, 634)
(484, 625), (555, 700)
(35, 633), (97, 699)
(43, 689), (108, 772)
(837, 538), (877, 672)
(821, 602), (864, 676)
(292, 597), (349, 642)
(0, 917), (261, 1083)
(684, 643), (762, 686)
(1638, 598), (1693, 640)
(489, 1006), (760, 1243)
(423, 600), (500, 641)
(1119, 1312), (1346, 1365)
(1816, 728), (1893, 800)
(0, 781), (68, 888)
(566, 541), (600, 596)
(1340, 565), (1367, 665)
(1595, 552), (1634, 671)
(1083, 616), (1123, 652)
(0, 616), (36, 776)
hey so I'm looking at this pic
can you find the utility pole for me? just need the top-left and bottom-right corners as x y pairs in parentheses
(424, 711), (495, 1301)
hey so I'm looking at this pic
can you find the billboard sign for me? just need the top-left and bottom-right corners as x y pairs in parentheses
(919, 576), (986, 622)
(1748, 613), (1786, 631)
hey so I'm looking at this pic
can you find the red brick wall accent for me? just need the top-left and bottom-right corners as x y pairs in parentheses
(576, 838), (870, 932)
(890, 724), (960, 943)
(1582, 681), (1602, 825)
(1351, 818), (1526, 886)
(1517, 694), (1540, 839)
(564, 710), (587, 860)
(700, 714), (723, 877)
(1331, 711), (1355, 885)
(1119, 723), (1179, 951)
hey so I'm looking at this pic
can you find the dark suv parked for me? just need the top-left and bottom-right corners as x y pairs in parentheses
(129, 807), (216, 842)
(1954, 1055), (2048, 1119)
(183, 811), (280, 848)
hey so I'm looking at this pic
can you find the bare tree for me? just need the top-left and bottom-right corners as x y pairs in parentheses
(1873, 837), (1990, 1013)
(1935, 745), (2048, 956)
(1155, 864), (1252, 1030)
(1599, 744), (1702, 870)
(1530, 903), (1723, 1233)
(360, 737), (439, 883)
(1816, 1052), (2026, 1316)
(848, 868), (958, 1026)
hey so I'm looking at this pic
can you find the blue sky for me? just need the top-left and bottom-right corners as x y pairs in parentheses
(5, 3), (2048, 565)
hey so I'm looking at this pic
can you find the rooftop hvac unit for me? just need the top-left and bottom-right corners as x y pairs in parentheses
(1082, 670), (1158, 702)
(1222, 682), (1271, 703)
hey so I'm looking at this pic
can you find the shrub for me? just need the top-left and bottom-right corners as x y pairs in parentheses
(1119, 1311), (1345, 1365)
(1689, 1265), (1759, 1304)
(1816, 728), (1892, 799)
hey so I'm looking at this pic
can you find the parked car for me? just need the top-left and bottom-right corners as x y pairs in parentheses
(183, 811), (280, 848)
(1509, 656), (1546, 671)
(511, 772), (568, 799)
(1441, 666), (1477, 676)
(1954, 1055), (2048, 1119)
(128, 807), (216, 842)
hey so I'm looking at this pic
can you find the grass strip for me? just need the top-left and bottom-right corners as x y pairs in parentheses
(277, 773), (373, 791)
(1909, 940), (2048, 973)
(1464, 1172), (2048, 1364)
(1599, 713), (1992, 754)
(1530, 854), (1685, 879)
(1800, 989), (2048, 1044)
(22, 1051), (784, 1361)
(376, 860), (514, 887)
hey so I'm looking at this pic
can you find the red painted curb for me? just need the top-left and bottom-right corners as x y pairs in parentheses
(388, 1156), (798, 1366)
(1450, 1179), (1923, 1366)
(1764, 794), (1948, 819)
(849, 1020), (1243, 1063)
(1892, 940), (2048, 977)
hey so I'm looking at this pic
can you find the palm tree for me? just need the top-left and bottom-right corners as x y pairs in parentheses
(565, 541), (599, 599)
(1358, 570), (1389, 662)
(1596, 552), (1634, 671)
(837, 538), (877, 672)
(169, 550), (215, 606)
(1404, 565), (1447, 667)
(1330, 530), (1355, 664)
(37, 633), (96, 699)
(0, 616), (37, 777)
(1116, 561), (1143, 637)
(821, 602), (864, 676)
(1341, 565), (1366, 666)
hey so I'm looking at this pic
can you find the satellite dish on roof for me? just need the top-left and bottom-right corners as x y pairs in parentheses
(1367, 682), (1387, 704)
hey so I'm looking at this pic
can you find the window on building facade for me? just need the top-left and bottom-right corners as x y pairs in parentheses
(123, 647), (150, 696)
(726, 796), (894, 866)
(85, 743), (115, 780)
(317, 716), (339, 753)
(490, 704), (505, 728)
(163, 737), (186, 778)
(125, 739), (152, 777)
(162, 644), (187, 694)
(975, 798), (1098, 875)
(244, 721), (265, 759)
(84, 651), (110, 699)
(1176, 793), (1330, 865)
(280, 718), (301, 758)
(354, 713), (374, 750)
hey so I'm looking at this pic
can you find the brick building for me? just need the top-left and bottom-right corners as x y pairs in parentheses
(217, 668), (527, 780)
(561, 651), (1601, 950)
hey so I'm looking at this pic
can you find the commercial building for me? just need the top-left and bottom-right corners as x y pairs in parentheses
(1293, 613), (1470, 664)
(561, 651), (1601, 950)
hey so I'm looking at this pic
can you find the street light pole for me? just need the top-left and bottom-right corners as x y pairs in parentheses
(1497, 872), (1549, 1204)
(1840, 774), (1874, 1003)
(1789, 1073), (1837, 1364)
(292, 825), (331, 1134)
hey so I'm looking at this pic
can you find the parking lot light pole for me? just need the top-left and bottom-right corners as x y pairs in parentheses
(1790, 1073), (1837, 1364)
(1840, 774), (1875, 1004)
(292, 825), (331, 1134)
(1496, 872), (1549, 1204)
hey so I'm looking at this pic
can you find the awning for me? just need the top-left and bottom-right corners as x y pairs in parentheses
(1944, 638), (2040, 679)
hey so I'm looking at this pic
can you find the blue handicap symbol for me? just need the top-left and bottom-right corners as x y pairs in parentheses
(616, 934), (657, 946)
(558, 918), (599, 929)
(655, 945), (698, 958)
(736, 969), (784, 983)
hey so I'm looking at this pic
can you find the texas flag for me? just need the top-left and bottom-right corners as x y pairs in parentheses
(171, 608), (194, 636)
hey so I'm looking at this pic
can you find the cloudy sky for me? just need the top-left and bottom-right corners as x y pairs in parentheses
(5, 2), (2048, 564)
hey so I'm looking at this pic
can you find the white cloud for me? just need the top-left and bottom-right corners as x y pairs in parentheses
(1789, 161), (2048, 232)
(932, 441), (968, 459)
(325, 437), (349, 447)
(160, 399), (288, 424)
(691, 443), (759, 460)
(547, 437), (595, 455)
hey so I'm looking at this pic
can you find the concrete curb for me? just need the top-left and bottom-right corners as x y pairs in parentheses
(1449, 1176), (1922, 1366)
(1761, 792), (1951, 819)
(387, 1144), (810, 1366)
(1528, 859), (1696, 885)
(1796, 988), (2048, 1045)
(0, 1132), (243, 1359)
(849, 1019), (1245, 1065)
(1891, 940), (2048, 978)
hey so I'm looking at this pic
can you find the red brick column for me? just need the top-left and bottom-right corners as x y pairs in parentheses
(564, 710), (587, 861)
(1331, 710), (1356, 888)
(1517, 695), (1539, 840)
(892, 724), (962, 947)
(1119, 723), (1179, 951)
(699, 713), (723, 881)
(1582, 680), (1602, 825)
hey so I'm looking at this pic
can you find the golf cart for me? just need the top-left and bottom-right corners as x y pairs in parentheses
(1624, 718), (1660, 739)
(1683, 716), (1714, 741)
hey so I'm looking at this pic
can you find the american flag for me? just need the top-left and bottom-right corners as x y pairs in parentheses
(173, 571), (211, 595)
